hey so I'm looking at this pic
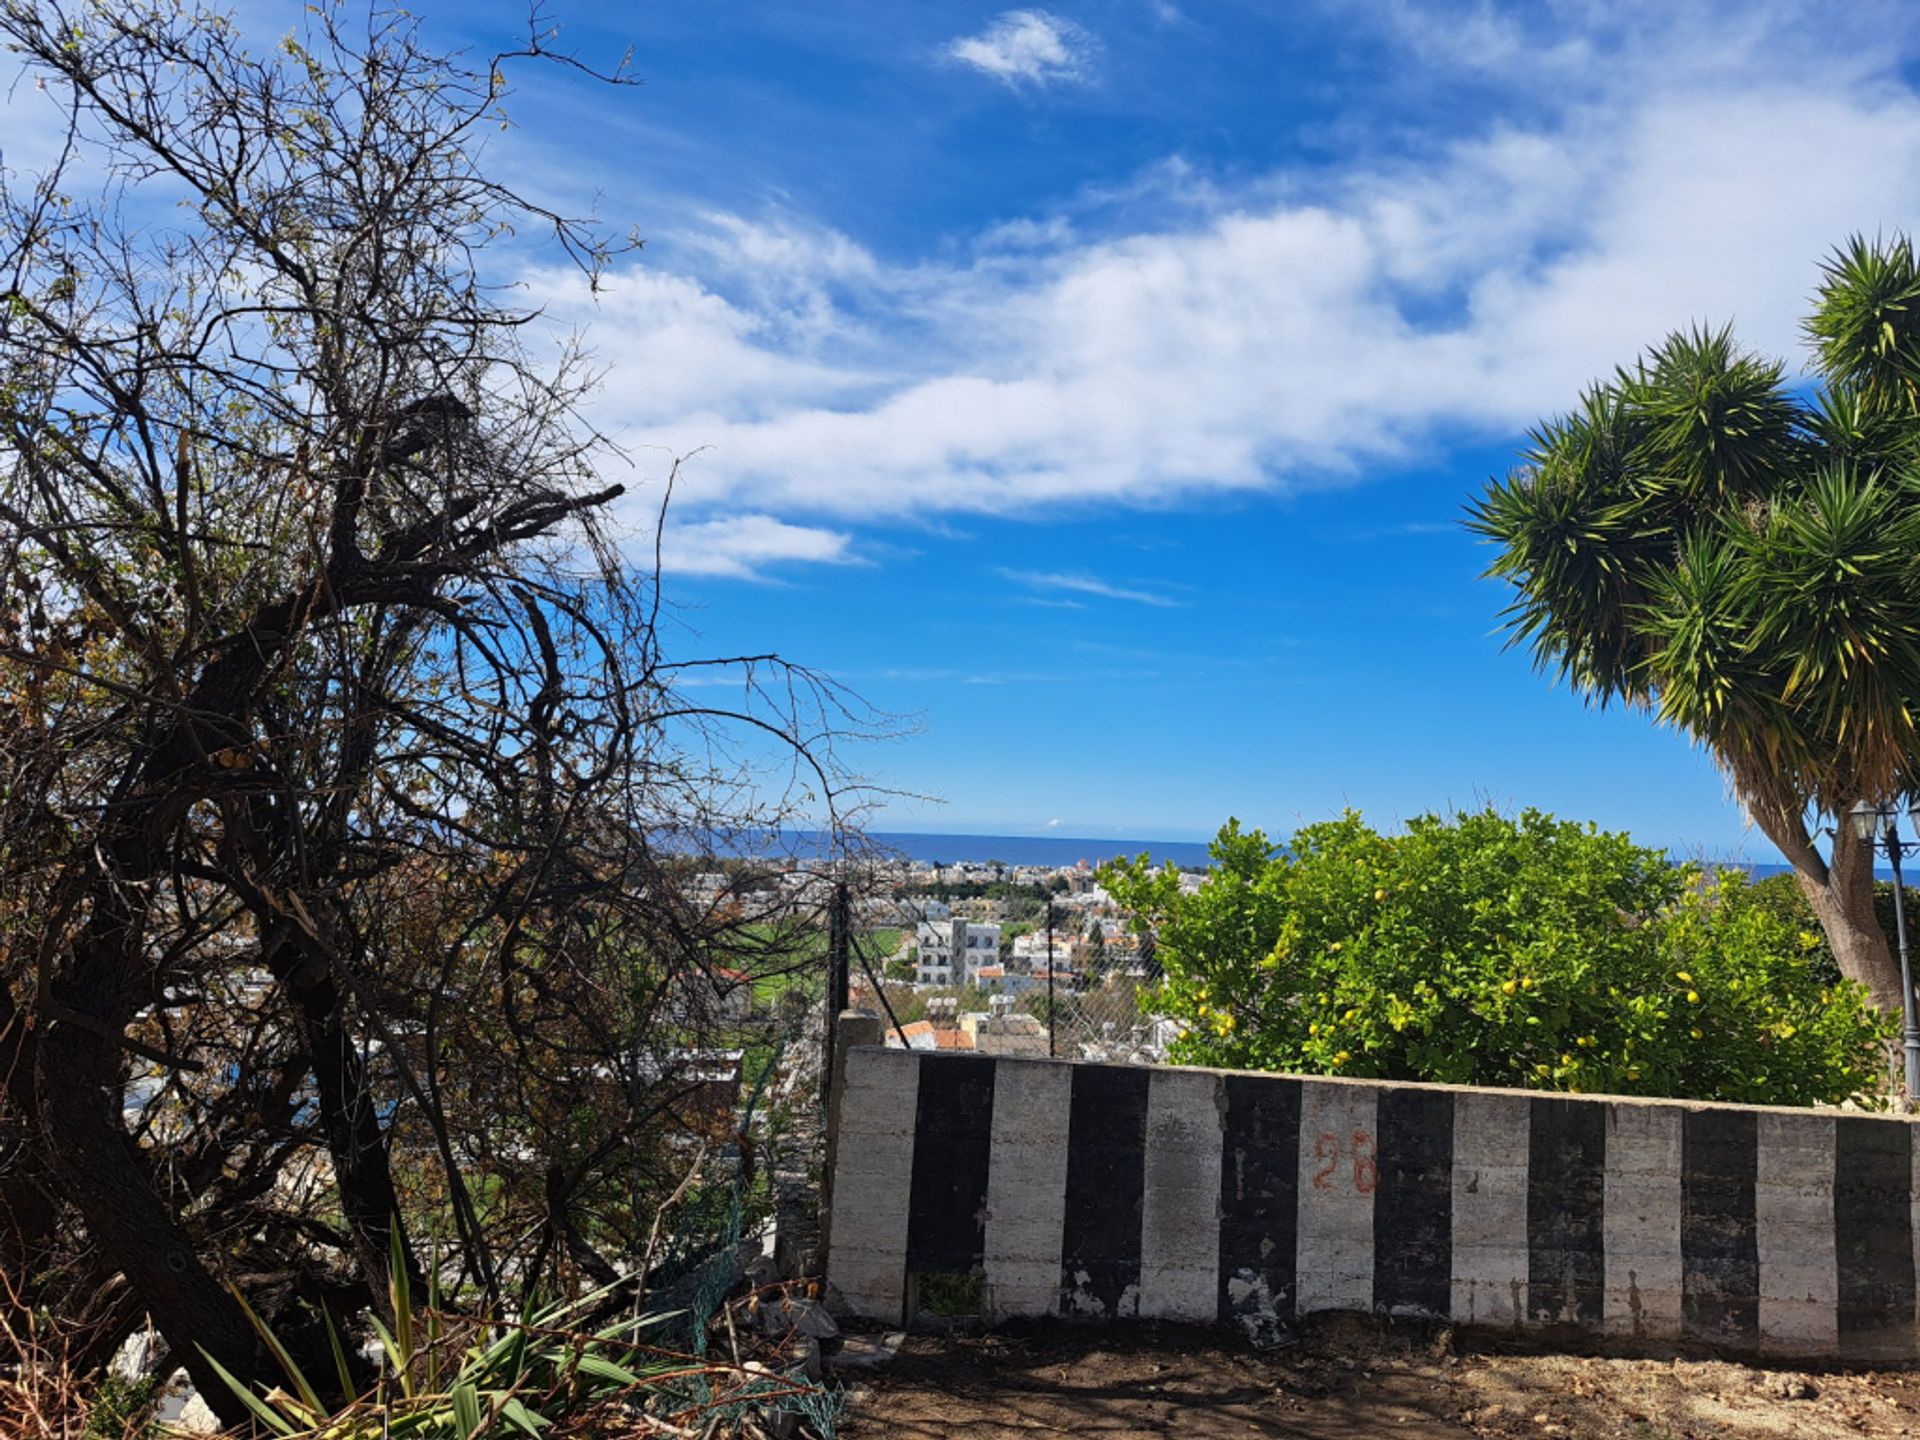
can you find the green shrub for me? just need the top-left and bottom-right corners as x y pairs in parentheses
(84, 1373), (160, 1440)
(1102, 809), (1894, 1107)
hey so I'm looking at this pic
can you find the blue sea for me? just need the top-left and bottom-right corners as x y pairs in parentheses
(697, 827), (1810, 877)
(863, 831), (1215, 869)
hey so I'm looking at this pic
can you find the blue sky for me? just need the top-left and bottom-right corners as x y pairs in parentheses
(12, 0), (1920, 854)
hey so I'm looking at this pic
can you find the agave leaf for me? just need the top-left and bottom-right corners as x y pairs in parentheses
(225, 1282), (326, 1418)
(382, 1405), (443, 1438)
(569, 1352), (641, 1389)
(389, 1223), (415, 1376)
(194, 1345), (299, 1437)
(369, 1313), (413, 1397)
(498, 1397), (551, 1436)
(537, 1273), (640, 1323)
(466, 1326), (528, 1385)
(426, 1237), (443, 1394)
(451, 1380), (483, 1439)
(321, 1302), (356, 1402)
(592, 1310), (679, 1344)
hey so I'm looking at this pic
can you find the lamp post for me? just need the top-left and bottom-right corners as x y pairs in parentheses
(1847, 799), (1920, 1101)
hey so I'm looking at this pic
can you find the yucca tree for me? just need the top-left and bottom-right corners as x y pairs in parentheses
(1470, 236), (1920, 1012)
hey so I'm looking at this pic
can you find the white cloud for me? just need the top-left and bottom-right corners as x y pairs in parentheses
(1001, 569), (1181, 607)
(945, 10), (1098, 89)
(524, 1), (1920, 575)
(656, 514), (855, 578)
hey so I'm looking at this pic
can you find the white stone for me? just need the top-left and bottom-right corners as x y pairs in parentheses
(1756, 1111), (1837, 1358)
(982, 1058), (1073, 1320)
(1138, 1068), (1223, 1321)
(1295, 1081), (1377, 1315)
(1450, 1090), (1531, 1328)
(1603, 1102), (1683, 1342)
(826, 1048), (920, 1322)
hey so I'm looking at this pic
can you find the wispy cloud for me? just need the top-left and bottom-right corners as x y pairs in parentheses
(509, 1), (1920, 579)
(658, 514), (855, 578)
(1350, 520), (1462, 540)
(1000, 568), (1181, 607)
(945, 10), (1099, 89)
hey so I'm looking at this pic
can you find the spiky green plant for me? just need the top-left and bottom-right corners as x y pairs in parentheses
(1470, 236), (1920, 1013)
(198, 1229), (682, 1440)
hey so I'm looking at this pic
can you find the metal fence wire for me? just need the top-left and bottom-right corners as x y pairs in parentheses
(844, 888), (1175, 1066)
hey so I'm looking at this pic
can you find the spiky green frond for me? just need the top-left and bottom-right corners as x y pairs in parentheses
(1802, 380), (1918, 471)
(1617, 324), (1800, 503)
(1738, 464), (1920, 794)
(1806, 233), (1920, 408)
(1468, 387), (1667, 703)
(1640, 529), (1774, 741)
(1475, 236), (1920, 816)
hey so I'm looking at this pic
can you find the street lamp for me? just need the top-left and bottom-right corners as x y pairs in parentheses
(1845, 799), (1920, 1101)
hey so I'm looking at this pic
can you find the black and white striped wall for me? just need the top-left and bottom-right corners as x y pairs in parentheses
(823, 1047), (1920, 1361)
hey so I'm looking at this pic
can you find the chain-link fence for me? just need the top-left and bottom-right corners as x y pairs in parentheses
(841, 884), (1177, 1066)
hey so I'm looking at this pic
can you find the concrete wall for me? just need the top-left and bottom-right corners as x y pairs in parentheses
(824, 1047), (1920, 1361)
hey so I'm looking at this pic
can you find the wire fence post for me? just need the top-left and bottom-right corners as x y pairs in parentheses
(1045, 896), (1056, 1058)
(822, 877), (851, 1123)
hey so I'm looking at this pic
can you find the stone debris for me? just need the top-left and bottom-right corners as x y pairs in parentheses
(828, 1332), (904, 1372)
(756, 1292), (840, 1340)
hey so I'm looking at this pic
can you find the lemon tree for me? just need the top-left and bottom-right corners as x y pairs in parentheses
(1103, 809), (1893, 1106)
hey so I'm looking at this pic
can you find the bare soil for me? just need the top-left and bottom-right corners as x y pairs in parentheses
(839, 1314), (1920, 1439)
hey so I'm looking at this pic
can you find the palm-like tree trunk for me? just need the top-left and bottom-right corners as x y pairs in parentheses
(1741, 781), (1904, 1012)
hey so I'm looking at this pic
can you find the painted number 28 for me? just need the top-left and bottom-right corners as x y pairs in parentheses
(1311, 1129), (1377, 1194)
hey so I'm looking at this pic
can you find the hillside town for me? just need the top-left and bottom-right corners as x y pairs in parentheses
(681, 852), (1202, 1062)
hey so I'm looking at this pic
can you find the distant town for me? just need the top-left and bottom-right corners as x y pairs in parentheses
(681, 852), (1207, 1064)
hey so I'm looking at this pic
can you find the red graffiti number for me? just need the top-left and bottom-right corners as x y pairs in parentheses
(1350, 1130), (1378, 1194)
(1311, 1131), (1339, 1189)
(1311, 1129), (1378, 1194)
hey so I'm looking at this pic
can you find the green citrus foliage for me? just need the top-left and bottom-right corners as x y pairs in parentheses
(1102, 810), (1894, 1107)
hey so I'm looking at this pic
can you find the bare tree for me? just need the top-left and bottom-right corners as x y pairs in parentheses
(0, 1), (875, 1418)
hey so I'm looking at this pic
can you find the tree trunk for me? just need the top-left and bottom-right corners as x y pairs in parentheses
(1797, 836), (1906, 1013)
(1739, 782), (1906, 1012)
(34, 1018), (263, 1427)
(288, 964), (415, 1315)
(0, 990), (60, 1313)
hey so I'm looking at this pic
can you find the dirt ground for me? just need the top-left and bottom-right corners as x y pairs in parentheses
(839, 1315), (1920, 1439)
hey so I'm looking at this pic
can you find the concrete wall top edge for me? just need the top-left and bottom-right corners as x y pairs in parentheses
(844, 1044), (1916, 1125)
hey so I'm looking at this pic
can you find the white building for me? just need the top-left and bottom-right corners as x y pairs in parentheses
(915, 917), (1002, 986)
(1010, 931), (1074, 972)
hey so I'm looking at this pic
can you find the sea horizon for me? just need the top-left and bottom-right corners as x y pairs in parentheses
(714, 828), (1807, 879)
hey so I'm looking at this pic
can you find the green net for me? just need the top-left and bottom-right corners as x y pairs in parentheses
(642, 1031), (844, 1439)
